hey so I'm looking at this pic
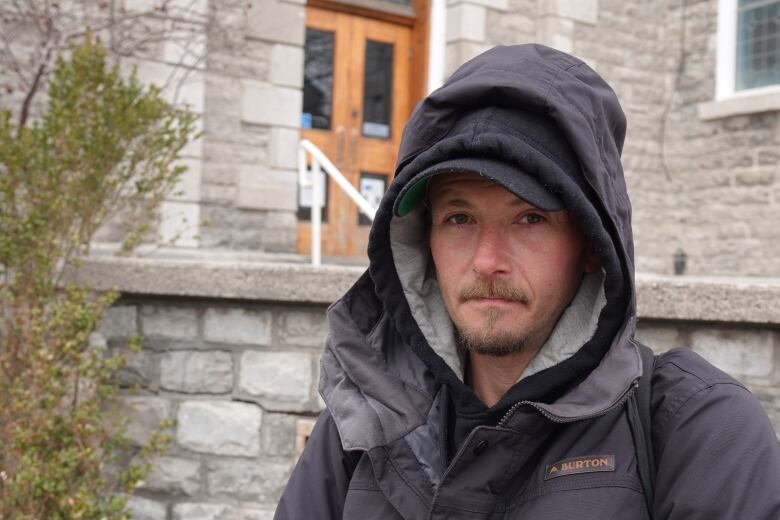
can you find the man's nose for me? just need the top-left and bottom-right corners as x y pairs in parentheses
(471, 227), (511, 276)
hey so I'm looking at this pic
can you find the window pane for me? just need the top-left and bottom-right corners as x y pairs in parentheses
(357, 172), (387, 225)
(362, 41), (394, 139)
(303, 29), (334, 130)
(736, 0), (780, 90)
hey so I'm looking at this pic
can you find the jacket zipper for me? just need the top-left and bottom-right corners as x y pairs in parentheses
(496, 380), (639, 428)
(430, 380), (639, 510)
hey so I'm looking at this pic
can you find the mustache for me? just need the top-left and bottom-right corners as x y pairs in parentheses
(459, 280), (527, 302)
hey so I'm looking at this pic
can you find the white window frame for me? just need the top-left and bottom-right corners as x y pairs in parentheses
(716, 0), (780, 99)
(702, 0), (780, 118)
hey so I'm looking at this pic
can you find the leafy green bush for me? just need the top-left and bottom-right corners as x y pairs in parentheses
(0, 36), (196, 518)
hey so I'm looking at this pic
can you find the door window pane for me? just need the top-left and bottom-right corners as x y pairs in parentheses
(357, 172), (387, 225)
(736, 0), (780, 90)
(303, 29), (335, 130)
(362, 41), (394, 139)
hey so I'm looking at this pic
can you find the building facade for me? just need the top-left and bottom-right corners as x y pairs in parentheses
(81, 0), (780, 276)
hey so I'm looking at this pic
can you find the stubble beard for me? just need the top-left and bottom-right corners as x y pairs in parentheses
(454, 280), (529, 358)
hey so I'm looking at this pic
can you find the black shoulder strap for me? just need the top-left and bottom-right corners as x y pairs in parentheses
(626, 342), (656, 517)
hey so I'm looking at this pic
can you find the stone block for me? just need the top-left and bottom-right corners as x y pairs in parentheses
(278, 309), (328, 347)
(242, 81), (302, 128)
(261, 413), (297, 456)
(204, 307), (272, 346)
(140, 456), (202, 496)
(164, 28), (207, 69)
(99, 305), (138, 340)
(485, 10), (536, 44)
(177, 400), (262, 456)
(159, 200), (201, 248)
(170, 0), (209, 15)
(123, 396), (172, 446)
(536, 16), (575, 53)
(173, 503), (232, 520)
(445, 41), (492, 77)
(270, 44), (304, 88)
(238, 351), (313, 408)
(446, 4), (486, 43)
(692, 329), (774, 378)
(235, 165), (297, 211)
(206, 459), (292, 501)
(448, 0), (508, 10)
(269, 127), (301, 169)
(160, 350), (234, 393)
(202, 183), (238, 203)
(117, 347), (156, 389)
(181, 118), (205, 157)
(758, 149), (779, 165)
(735, 169), (774, 186)
(141, 305), (199, 340)
(205, 139), (267, 165)
(126, 496), (167, 520)
(539, 0), (599, 24)
(634, 325), (680, 354)
(171, 70), (206, 114)
(172, 503), (274, 520)
(246, 0), (305, 45)
(170, 157), (203, 202)
(232, 507), (275, 520)
(200, 160), (248, 187)
(133, 60), (206, 113)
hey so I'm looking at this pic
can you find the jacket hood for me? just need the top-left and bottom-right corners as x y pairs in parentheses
(320, 44), (641, 454)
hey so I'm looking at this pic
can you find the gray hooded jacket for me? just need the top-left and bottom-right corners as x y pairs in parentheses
(275, 44), (780, 520)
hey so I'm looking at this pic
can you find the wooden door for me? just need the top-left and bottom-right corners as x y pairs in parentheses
(297, 7), (412, 259)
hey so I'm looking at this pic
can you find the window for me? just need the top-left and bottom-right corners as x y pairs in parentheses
(716, 0), (780, 99)
(736, 0), (780, 90)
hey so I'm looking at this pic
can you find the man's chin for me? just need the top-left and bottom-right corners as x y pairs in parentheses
(456, 327), (527, 357)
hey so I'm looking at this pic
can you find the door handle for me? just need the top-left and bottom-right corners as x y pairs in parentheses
(335, 126), (345, 167)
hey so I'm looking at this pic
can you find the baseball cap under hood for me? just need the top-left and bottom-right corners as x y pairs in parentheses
(366, 44), (640, 418)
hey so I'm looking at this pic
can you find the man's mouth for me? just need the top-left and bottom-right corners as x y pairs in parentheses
(459, 281), (526, 303)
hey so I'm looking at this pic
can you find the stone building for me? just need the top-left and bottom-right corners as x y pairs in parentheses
(87, 0), (780, 277)
(2, 0), (780, 518)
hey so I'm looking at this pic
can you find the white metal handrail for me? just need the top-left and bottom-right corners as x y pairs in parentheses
(298, 139), (377, 266)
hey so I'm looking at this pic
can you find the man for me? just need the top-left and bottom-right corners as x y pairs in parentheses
(275, 44), (780, 519)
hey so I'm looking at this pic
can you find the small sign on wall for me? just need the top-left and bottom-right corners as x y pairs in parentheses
(297, 166), (328, 222)
(358, 173), (386, 225)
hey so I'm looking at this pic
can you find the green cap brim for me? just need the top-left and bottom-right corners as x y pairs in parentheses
(396, 177), (431, 216)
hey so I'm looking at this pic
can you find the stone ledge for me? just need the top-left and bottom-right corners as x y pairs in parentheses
(635, 273), (780, 325)
(71, 256), (780, 324)
(71, 256), (365, 304)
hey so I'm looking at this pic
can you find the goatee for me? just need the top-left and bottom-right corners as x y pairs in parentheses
(455, 308), (528, 357)
(455, 279), (528, 357)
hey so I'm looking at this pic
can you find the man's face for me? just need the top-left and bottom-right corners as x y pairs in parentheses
(428, 172), (599, 357)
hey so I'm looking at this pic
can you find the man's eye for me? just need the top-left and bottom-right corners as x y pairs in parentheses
(519, 213), (544, 224)
(446, 214), (471, 225)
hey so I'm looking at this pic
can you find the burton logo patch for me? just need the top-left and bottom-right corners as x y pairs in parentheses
(544, 455), (615, 480)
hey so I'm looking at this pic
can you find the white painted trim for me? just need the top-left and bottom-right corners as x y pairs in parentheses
(699, 85), (780, 119)
(715, 0), (780, 102)
(715, 0), (737, 100)
(427, 0), (447, 93)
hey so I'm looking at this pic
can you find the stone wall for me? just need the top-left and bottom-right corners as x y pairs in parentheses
(198, 0), (304, 252)
(74, 258), (780, 518)
(104, 297), (324, 519)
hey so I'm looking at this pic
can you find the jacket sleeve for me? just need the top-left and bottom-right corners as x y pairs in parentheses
(274, 409), (361, 520)
(651, 349), (780, 519)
